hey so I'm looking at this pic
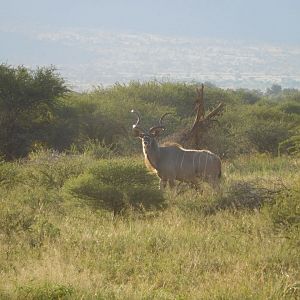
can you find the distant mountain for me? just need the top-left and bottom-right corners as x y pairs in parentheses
(1, 26), (300, 91)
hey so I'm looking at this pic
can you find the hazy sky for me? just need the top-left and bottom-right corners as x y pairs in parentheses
(1, 0), (300, 90)
(1, 0), (300, 44)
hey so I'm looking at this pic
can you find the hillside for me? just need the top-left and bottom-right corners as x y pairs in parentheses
(0, 65), (299, 299)
(1, 27), (300, 90)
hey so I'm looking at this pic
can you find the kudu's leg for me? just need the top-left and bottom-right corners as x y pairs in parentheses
(168, 179), (176, 189)
(189, 180), (204, 194)
(159, 178), (167, 190)
(211, 178), (221, 193)
(175, 181), (191, 195)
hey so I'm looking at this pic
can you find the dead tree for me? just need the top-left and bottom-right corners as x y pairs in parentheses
(178, 84), (224, 148)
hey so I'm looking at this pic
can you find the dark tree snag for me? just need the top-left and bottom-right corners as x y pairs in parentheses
(193, 85), (205, 123)
(179, 84), (224, 148)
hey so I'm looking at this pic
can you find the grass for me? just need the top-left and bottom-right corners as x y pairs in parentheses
(0, 152), (299, 299)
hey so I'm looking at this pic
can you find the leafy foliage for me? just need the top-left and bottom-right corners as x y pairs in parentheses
(0, 159), (19, 188)
(279, 134), (300, 156)
(22, 148), (91, 189)
(64, 158), (165, 214)
(1, 64), (300, 299)
(1, 64), (300, 159)
(266, 184), (300, 231)
(0, 64), (68, 159)
(0, 152), (298, 299)
(204, 180), (282, 214)
(17, 283), (74, 300)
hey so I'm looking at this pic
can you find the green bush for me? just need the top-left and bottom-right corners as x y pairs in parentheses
(266, 186), (300, 231)
(81, 139), (117, 159)
(279, 101), (300, 115)
(201, 180), (281, 215)
(21, 149), (91, 189)
(0, 206), (34, 239)
(18, 186), (63, 215)
(0, 159), (19, 188)
(0, 64), (68, 159)
(2, 63), (299, 160)
(64, 158), (165, 215)
(29, 218), (61, 248)
(279, 134), (300, 156)
(245, 120), (291, 154)
(200, 119), (246, 158)
(0, 186), (61, 248)
(227, 153), (299, 176)
(17, 283), (74, 300)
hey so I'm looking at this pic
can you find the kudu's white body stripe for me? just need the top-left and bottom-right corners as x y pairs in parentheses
(198, 151), (202, 173)
(175, 152), (180, 172)
(192, 152), (197, 172)
(204, 151), (209, 178)
(180, 151), (185, 170)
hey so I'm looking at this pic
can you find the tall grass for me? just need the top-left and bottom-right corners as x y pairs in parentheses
(0, 152), (299, 299)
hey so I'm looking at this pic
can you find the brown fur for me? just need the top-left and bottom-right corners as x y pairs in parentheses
(144, 156), (157, 173)
(161, 141), (182, 148)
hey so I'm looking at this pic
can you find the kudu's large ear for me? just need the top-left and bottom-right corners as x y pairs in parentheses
(132, 126), (145, 138)
(149, 112), (172, 137)
(149, 126), (165, 137)
(131, 109), (145, 138)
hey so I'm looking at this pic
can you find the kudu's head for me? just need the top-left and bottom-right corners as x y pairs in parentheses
(131, 110), (171, 152)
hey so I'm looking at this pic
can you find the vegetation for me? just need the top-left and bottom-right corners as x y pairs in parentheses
(0, 64), (69, 159)
(64, 158), (165, 215)
(1, 64), (300, 159)
(0, 64), (299, 299)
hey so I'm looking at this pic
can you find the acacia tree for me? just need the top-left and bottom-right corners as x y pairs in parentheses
(0, 64), (69, 159)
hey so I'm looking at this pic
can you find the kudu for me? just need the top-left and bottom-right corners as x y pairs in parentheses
(131, 110), (222, 189)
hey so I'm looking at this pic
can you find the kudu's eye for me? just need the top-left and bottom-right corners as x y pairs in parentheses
(143, 136), (151, 146)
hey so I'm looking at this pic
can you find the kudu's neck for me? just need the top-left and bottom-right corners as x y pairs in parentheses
(143, 139), (161, 170)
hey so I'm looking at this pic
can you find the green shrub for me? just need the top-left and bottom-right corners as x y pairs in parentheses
(29, 218), (61, 248)
(0, 160), (19, 188)
(266, 186), (300, 231)
(17, 283), (74, 300)
(18, 186), (63, 213)
(245, 120), (291, 154)
(203, 180), (281, 214)
(279, 101), (300, 115)
(200, 120), (246, 158)
(81, 139), (117, 159)
(0, 187), (61, 248)
(0, 206), (34, 239)
(64, 158), (165, 215)
(0, 64), (68, 159)
(279, 134), (300, 156)
(21, 149), (91, 189)
(227, 153), (297, 175)
(239, 103), (298, 154)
